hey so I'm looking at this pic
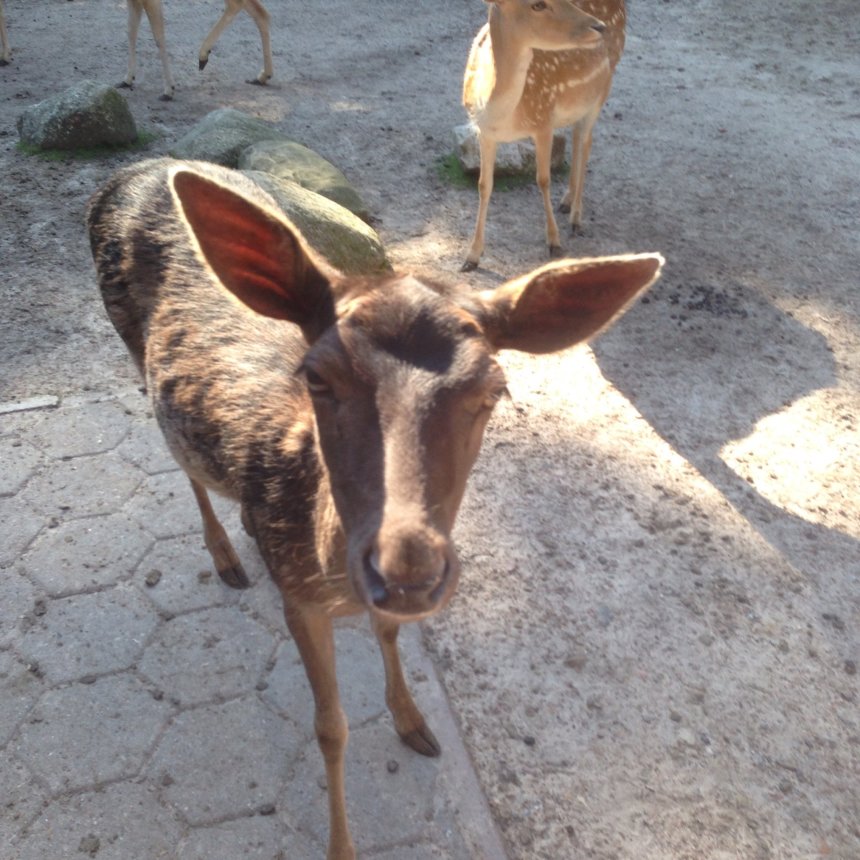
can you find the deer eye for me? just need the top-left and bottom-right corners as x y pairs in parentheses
(304, 367), (332, 395)
(531, 1), (548, 10)
(483, 386), (510, 410)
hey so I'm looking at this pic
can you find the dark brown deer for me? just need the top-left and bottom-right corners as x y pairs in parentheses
(87, 158), (663, 859)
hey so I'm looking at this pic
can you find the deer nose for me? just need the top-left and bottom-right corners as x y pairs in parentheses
(361, 536), (455, 617)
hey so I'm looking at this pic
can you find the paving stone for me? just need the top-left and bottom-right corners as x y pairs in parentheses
(0, 566), (39, 649)
(0, 496), (45, 568)
(263, 626), (387, 732)
(20, 452), (142, 518)
(12, 781), (183, 860)
(138, 606), (277, 705)
(0, 756), (47, 847)
(15, 584), (161, 684)
(117, 417), (180, 475)
(22, 513), (153, 594)
(370, 841), (469, 860)
(0, 650), (45, 746)
(25, 400), (131, 459)
(0, 437), (43, 496)
(134, 534), (241, 614)
(282, 720), (441, 854)
(177, 813), (317, 860)
(148, 697), (300, 825)
(126, 469), (207, 539)
(12, 673), (173, 793)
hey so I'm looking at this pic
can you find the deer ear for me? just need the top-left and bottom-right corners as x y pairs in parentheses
(476, 253), (664, 354)
(170, 166), (337, 341)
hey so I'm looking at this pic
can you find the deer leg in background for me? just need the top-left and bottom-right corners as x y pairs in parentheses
(535, 127), (563, 257)
(120, 0), (144, 89)
(188, 477), (250, 589)
(371, 613), (441, 757)
(462, 134), (497, 272)
(285, 606), (356, 860)
(561, 112), (599, 229)
(141, 0), (175, 100)
(0, 0), (10, 66)
(242, 0), (272, 85)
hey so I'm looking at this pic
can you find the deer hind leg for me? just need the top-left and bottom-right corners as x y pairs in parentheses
(188, 477), (250, 589)
(462, 135), (497, 272)
(285, 606), (356, 860)
(372, 614), (441, 757)
(560, 114), (597, 230)
(0, 2), (10, 66)
(535, 127), (563, 257)
(120, 0), (144, 88)
(137, 0), (175, 100)
(243, 0), (273, 85)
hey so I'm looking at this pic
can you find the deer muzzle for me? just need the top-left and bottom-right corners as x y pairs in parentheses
(359, 525), (460, 619)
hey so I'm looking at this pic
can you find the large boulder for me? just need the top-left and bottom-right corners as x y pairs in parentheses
(169, 108), (286, 167)
(240, 139), (369, 221)
(452, 123), (566, 176)
(245, 170), (390, 275)
(17, 80), (137, 151)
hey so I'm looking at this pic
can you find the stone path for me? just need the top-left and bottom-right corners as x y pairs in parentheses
(0, 389), (507, 859)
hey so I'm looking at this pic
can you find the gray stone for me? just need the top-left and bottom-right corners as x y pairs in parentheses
(0, 496), (44, 569)
(25, 400), (131, 459)
(0, 756), (47, 848)
(177, 814), (317, 860)
(137, 606), (276, 705)
(0, 650), (45, 747)
(16, 80), (137, 151)
(246, 170), (390, 275)
(20, 452), (142, 519)
(452, 122), (567, 175)
(16, 585), (160, 684)
(169, 108), (286, 167)
(148, 697), (299, 825)
(240, 139), (369, 220)
(12, 781), (182, 860)
(283, 721), (440, 853)
(117, 417), (178, 475)
(0, 438), (43, 496)
(12, 674), (172, 793)
(135, 534), (244, 615)
(22, 513), (153, 594)
(126, 470), (206, 540)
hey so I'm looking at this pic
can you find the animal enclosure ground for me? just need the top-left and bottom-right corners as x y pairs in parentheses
(0, 1), (858, 858)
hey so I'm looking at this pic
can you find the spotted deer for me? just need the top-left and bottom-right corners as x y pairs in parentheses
(87, 158), (662, 859)
(462, 0), (626, 270)
(121, 0), (272, 100)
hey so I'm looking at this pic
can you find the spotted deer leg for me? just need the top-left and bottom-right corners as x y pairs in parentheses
(188, 477), (250, 589)
(372, 614), (441, 757)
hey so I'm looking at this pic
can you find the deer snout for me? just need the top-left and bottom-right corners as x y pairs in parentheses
(360, 525), (459, 619)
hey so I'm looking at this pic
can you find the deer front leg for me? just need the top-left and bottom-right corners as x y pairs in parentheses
(371, 614), (440, 757)
(188, 478), (250, 589)
(462, 135), (497, 272)
(285, 606), (355, 860)
(534, 127), (562, 258)
(198, 0), (243, 72)
(0, 2), (10, 66)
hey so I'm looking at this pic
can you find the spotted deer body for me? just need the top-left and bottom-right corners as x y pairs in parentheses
(87, 157), (662, 859)
(462, 0), (627, 269)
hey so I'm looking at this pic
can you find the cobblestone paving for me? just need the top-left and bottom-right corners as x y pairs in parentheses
(1, 390), (506, 859)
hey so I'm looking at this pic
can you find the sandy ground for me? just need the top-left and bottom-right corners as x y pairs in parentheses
(1, 0), (858, 858)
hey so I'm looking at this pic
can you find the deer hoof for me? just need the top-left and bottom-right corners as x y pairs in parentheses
(548, 243), (564, 259)
(217, 561), (251, 590)
(460, 259), (479, 273)
(558, 200), (571, 214)
(116, 80), (132, 90)
(158, 92), (174, 102)
(400, 723), (441, 757)
(0, 59), (10, 67)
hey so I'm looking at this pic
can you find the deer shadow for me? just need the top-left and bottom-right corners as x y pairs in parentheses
(592, 273), (859, 586)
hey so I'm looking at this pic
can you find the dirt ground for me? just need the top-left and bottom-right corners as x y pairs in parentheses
(1, 1), (858, 858)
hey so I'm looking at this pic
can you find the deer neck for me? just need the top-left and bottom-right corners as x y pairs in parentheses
(482, 11), (535, 127)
